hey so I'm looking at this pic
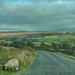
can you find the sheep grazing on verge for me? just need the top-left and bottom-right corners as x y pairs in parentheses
(3, 59), (19, 71)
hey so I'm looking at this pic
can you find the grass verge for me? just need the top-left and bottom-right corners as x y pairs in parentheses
(18, 51), (38, 73)
(57, 52), (75, 60)
(0, 46), (37, 75)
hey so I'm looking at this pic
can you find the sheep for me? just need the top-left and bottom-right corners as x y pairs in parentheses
(3, 59), (19, 71)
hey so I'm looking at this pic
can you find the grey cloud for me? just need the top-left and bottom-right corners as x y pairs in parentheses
(32, 0), (56, 2)
(0, 0), (6, 6)
(0, 0), (75, 31)
(32, 0), (75, 2)
(0, 0), (5, 3)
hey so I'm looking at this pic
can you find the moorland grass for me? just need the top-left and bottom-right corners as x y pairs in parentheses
(0, 46), (37, 75)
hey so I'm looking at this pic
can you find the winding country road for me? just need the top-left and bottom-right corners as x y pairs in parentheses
(18, 50), (75, 75)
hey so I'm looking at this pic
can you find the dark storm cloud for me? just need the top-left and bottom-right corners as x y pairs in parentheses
(0, 0), (75, 31)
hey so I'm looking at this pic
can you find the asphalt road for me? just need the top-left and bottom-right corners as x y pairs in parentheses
(17, 50), (75, 75)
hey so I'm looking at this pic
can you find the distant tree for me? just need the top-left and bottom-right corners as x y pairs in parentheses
(72, 46), (75, 50)
(62, 41), (72, 50)
(0, 40), (12, 46)
(57, 42), (62, 50)
(40, 42), (46, 49)
(51, 42), (59, 51)
(11, 41), (26, 48)
(26, 42), (34, 48)
(45, 44), (51, 51)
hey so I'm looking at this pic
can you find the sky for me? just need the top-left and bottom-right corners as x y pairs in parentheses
(0, 0), (75, 32)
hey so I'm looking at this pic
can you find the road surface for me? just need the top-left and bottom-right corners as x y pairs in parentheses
(17, 50), (75, 75)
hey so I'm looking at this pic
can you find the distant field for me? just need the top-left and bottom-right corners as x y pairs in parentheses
(44, 36), (58, 38)
(0, 31), (71, 38)
(0, 32), (24, 37)
(0, 32), (75, 43)
(0, 32), (36, 37)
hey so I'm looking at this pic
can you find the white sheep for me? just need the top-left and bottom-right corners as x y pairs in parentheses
(3, 59), (19, 71)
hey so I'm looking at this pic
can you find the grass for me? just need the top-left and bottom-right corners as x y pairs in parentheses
(57, 52), (75, 60)
(0, 46), (37, 75)
(33, 42), (41, 46)
(40, 35), (75, 43)
(44, 36), (58, 38)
